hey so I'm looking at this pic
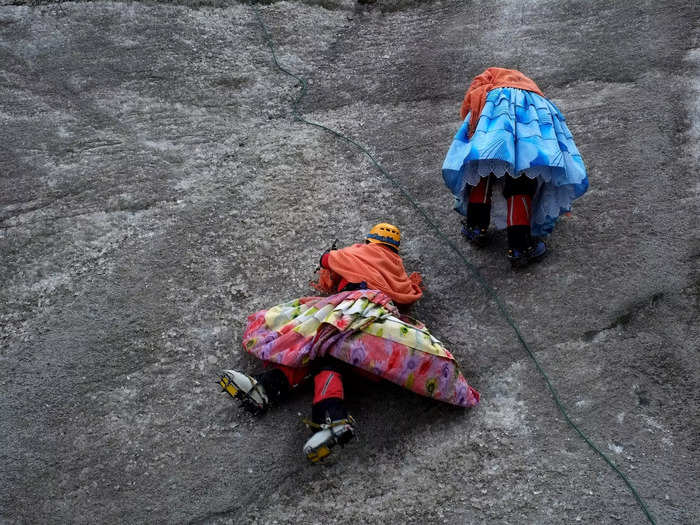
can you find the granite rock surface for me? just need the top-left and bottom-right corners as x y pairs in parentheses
(1, 0), (698, 523)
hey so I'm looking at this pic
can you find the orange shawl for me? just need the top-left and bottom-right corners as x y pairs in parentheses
(313, 243), (423, 305)
(460, 67), (544, 138)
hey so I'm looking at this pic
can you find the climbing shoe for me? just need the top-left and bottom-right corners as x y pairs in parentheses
(219, 369), (269, 414)
(461, 223), (490, 247)
(507, 239), (547, 268)
(303, 418), (355, 463)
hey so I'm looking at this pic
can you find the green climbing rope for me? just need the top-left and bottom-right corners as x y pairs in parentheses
(250, 3), (656, 524)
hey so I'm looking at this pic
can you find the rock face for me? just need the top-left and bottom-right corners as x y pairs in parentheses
(1, 0), (697, 523)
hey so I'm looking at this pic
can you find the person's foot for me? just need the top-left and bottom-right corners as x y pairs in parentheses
(219, 369), (269, 413)
(507, 239), (547, 268)
(461, 223), (491, 247)
(303, 418), (355, 463)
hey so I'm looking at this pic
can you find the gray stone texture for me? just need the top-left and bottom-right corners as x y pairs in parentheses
(1, 0), (698, 523)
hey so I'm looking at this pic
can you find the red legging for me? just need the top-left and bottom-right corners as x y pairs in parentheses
(468, 174), (537, 249)
(273, 363), (345, 405)
(506, 194), (532, 227)
(274, 364), (309, 388)
(259, 359), (351, 424)
(469, 173), (537, 225)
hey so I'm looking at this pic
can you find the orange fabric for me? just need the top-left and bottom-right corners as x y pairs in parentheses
(319, 243), (423, 305)
(460, 67), (544, 138)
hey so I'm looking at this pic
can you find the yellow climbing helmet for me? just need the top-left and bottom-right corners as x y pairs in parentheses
(366, 223), (401, 250)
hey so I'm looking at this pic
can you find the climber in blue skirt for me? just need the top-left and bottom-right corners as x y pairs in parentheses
(442, 67), (589, 267)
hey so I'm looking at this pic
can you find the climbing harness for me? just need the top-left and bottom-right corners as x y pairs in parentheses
(248, 3), (656, 523)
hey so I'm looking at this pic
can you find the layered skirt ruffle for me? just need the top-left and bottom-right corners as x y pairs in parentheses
(442, 87), (589, 236)
(242, 289), (479, 408)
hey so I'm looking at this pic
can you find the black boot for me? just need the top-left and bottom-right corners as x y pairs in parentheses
(304, 398), (355, 463)
(463, 203), (491, 247)
(506, 226), (546, 268)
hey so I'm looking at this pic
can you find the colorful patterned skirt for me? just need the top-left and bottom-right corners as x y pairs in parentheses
(442, 87), (589, 236)
(242, 289), (480, 408)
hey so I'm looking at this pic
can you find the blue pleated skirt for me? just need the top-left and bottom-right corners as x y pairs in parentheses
(442, 87), (589, 236)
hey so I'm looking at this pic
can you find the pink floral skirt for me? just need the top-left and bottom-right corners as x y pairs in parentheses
(242, 290), (479, 408)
